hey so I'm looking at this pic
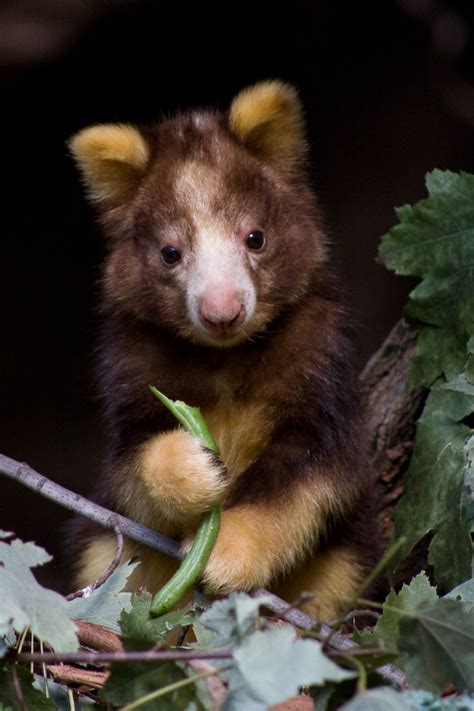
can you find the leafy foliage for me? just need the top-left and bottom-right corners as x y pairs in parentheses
(379, 170), (474, 387)
(225, 625), (354, 711)
(0, 665), (55, 710)
(2, 170), (474, 708)
(199, 592), (272, 646)
(120, 591), (195, 646)
(357, 572), (438, 653)
(67, 559), (140, 632)
(0, 536), (78, 653)
(399, 598), (474, 693)
(402, 690), (474, 710)
(340, 687), (410, 710)
(379, 170), (474, 588)
(101, 661), (203, 710)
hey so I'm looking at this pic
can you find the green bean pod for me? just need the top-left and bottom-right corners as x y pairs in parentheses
(149, 386), (221, 617)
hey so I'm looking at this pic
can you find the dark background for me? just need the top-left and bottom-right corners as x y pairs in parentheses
(2, 0), (474, 590)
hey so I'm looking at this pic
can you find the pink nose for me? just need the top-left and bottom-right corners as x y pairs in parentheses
(198, 285), (245, 336)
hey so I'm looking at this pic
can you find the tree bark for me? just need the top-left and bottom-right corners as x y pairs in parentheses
(360, 319), (426, 544)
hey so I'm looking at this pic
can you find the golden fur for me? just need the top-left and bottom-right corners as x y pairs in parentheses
(69, 123), (149, 201)
(203, 400), (273, 480)
(275, 547), (366, 620)
(69, 81), (380, 621)
(138, 428), (225, 524)
(74, 534), (180, 594)
(229, 80), (305, 172)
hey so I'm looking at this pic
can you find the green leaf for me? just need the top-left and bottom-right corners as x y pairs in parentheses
(0, 665), (56, 710)
(224, 625), (354, 711)
(149, 386), (218, 452)
(399, 598), (474, 692)
(0, 538), (78, 652)
(340, 687), (410, 710)
(67, 559), (139, 632)
(378, 170), (474, 588)
(120, 591), (195, 646)
(358, 572), (438, 653)
(200, 592), (272, 646)
(388, 377), (474, 589)
(101, 661), (204, 710)
(379, 169), (474, 387)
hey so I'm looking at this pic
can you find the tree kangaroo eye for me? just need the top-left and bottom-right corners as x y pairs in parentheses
(246, 230), (265, 250)
(161, 245), (181, 265)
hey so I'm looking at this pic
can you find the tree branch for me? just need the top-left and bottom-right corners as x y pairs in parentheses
(18, 649), (233, 664)
(1, 321), (420, 691)
(0, 457), (406, 688)
(65, 526), (124, 601)
(0, 453), (180, 560)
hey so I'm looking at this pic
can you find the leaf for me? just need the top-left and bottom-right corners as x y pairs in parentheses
(200, 592), (272, 646)
(387, 378), (474, 589)
(398, 598), (474, 692)
(402, 689), (474, 710)
(101, 661), (204, 710)
(340, 687), (411, 710)
(0, 665), (56, 710)
(224, 625), (354, 711)
(446, 577), (474, 610)
(379, 169), (474, 387)
(0, 538), (78, 652)
(357, 573), (438, 653)
(9, 539), (52, 568)
(34, 675), (95, 710)
(120, 591), (195, 646)
(0, 629), (16, 659)
(378, 171), (474, 589)
(67, 559), (140, 632)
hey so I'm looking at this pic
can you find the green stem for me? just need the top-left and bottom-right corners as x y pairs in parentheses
(149, 387), (222, 617)
(341, 655), (367, 694)
(119, 668), (221, 711)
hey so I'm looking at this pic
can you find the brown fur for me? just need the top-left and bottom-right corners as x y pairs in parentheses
(68, 81), (381, 619)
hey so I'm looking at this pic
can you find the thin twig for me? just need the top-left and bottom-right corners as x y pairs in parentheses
(322, 538), (405, 652)
(276, 592), (315, 621)
(29, 631), (34, 675)
(15, 627), (28, 654)
(11, 663), (27, 711)
(66, 526), (124, 600)
(188, 659), (227, 711)
(47, 664), (108, 689)
(1, 455), (406, 689)
(0, 454), (180, 559)
(74, 620), (124, 653)
(17, 649), (233, 665)
(120, 668), (231, 711)
(39, 639), (49, 698)
(252, 589), (406, 689)
(327, 609), (381, 628)
(327, 646), (386, 658)
(68, 688), (76, 711)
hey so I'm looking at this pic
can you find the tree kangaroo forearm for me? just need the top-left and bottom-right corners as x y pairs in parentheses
(200, 475), (347, 593)
(114, 428), (226, 529)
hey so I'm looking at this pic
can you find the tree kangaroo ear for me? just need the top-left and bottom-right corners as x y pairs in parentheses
(228, 80), (306, 174)
(69, 124), (150, 203)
